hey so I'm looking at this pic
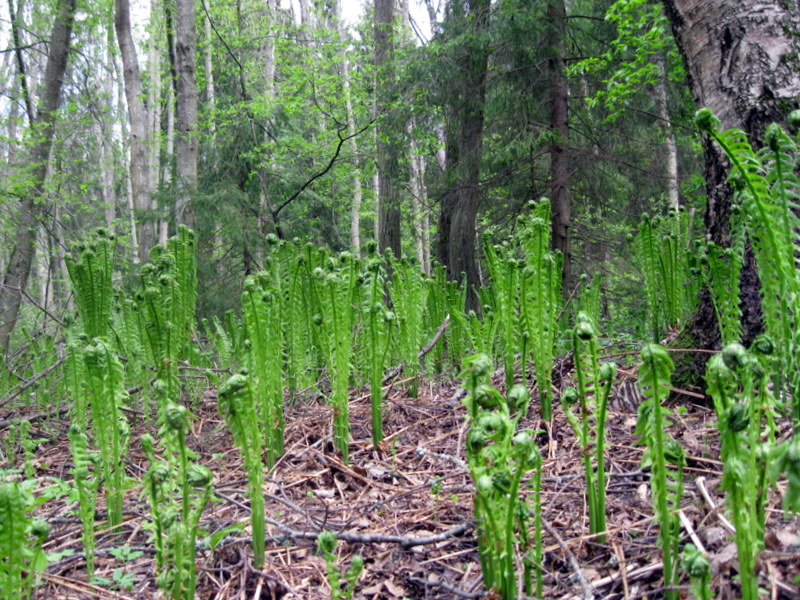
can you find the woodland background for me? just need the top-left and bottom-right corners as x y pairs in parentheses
(0, 0), (711, 348)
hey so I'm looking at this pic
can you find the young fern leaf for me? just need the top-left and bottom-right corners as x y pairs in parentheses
(218, 373), (265, 568)
(519, 200), (561, 420)
(66, 228), (116, 339)
(0, 482), (48, 600)
(68, 424), (98, 578)
(636, 344), (681, 600)
(484, 237), (519, 392)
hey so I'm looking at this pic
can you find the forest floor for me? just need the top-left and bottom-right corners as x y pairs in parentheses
(10, 360), (800, 600)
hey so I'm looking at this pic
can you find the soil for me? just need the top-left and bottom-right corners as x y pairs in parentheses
(4, 364), (800, 600)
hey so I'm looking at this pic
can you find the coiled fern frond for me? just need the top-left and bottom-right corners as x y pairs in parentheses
(66, 228), (116, 339)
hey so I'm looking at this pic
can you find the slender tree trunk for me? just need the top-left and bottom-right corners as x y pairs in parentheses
(374, 0), (402, 258)
(438, 0), (490, 310)
(147, 0), (163, 237)
(202, 0), (216, 143)
(547, 0), (571, 289)
(101, 34), (117, 227)
(654, 52), (679, 208)
(343, 56), (363, 255)
(8, 0), (34, 124)
(0, 0), (76, 355)
(174, 0), (198, 228)
(662, 0), (800, 377)
(115, 0), (152, 260)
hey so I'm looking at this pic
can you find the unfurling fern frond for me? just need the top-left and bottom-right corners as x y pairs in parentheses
(66, 228), (116, 339)
(636, 344), (681, 600)
(218, 373), (265, 568)
(0, 482), (48, 600)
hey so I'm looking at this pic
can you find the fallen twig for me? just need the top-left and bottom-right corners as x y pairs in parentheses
(542, 517), (595, 600)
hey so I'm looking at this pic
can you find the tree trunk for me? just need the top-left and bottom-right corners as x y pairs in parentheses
(374, 0), (402, 258)
(654, 52), (679, 208)
(175, 0), (198, 228)
(547, 0), (571, 289)
(342, 50), (364, 255)
(115, 0), (152, 260)
(662, 0), (800, 379)
(0, 0), (76, 355)
(438, 0), (490, 310)
(147, 0), (163, 234)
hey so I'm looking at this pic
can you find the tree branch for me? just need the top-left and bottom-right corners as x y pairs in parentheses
(273, 119), (375, 219)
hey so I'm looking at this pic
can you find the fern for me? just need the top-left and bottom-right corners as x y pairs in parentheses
(636, 344), (683, 600)
(704, 240), (743, 345)
(389, 256), (429, 398)
(0, 482), (48, 600)
(65, 228), (116, 339)
(218, 373), (265, 567)
(484, 237), (519, 392)
(83, 338), (130, 529)
(241, 272), (284, 466)
(697, 109), (800, 423)
(363, 252), (392, 448)
(68, 424), (98, 578)
(519, 200), (561, 420)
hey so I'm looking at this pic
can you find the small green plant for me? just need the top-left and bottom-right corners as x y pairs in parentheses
(0, 481), (49, 600)
(561, 312), (615, 542)
(68, 424), (98, 578)
(461, 354), (543, 599)
(363, 252), (393, 448)
(390, 256), (429, 398)
(93, 568), (139, 592)
(705, 342), (777, 600)
(519, 200), (561, 419)
(83, 338), (130, 529)
(681, 544), (712, 600)
(141, 413), (213, 600)
(65, 227), (116, 339)
(241, 273), (285, 467)
(636, 344), (684, 600)
(218, 373), (265, 568)
(316, 531), (364, 600)
(484, 237), (520, 392)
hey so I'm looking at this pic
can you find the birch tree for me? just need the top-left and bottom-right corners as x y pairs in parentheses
(0, 0), (77, 354)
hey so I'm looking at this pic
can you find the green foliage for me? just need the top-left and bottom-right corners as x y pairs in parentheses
(636, 344), (683, 600)
(389, 256), (429, 398)
(241, 271), (285, 467)
(697, 111), (800, 424)
(82, 338), (130, 529)
(570, 0), (684, 121)
(633, 208), (695, 340)
(519, 200), (562, 420)
(362, 251), (392, 448)
(704, 239), (743, 345)
(310, 252), (359, 462)
(65, 228), (116, 339)
(0, 481), (49, 600)
(483, 237), (520, 392)
(141, 411), (213, 600)
(561, 313), (614, 542)
(681, 544), (712, 600)
(705, 343), (777, 600)
(218, 373), (265, 567)
(136, 227), (199, 410)
(316, 531), (364, 600)
(68, 424), (98, 578)
(460, 354), (542, 600)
